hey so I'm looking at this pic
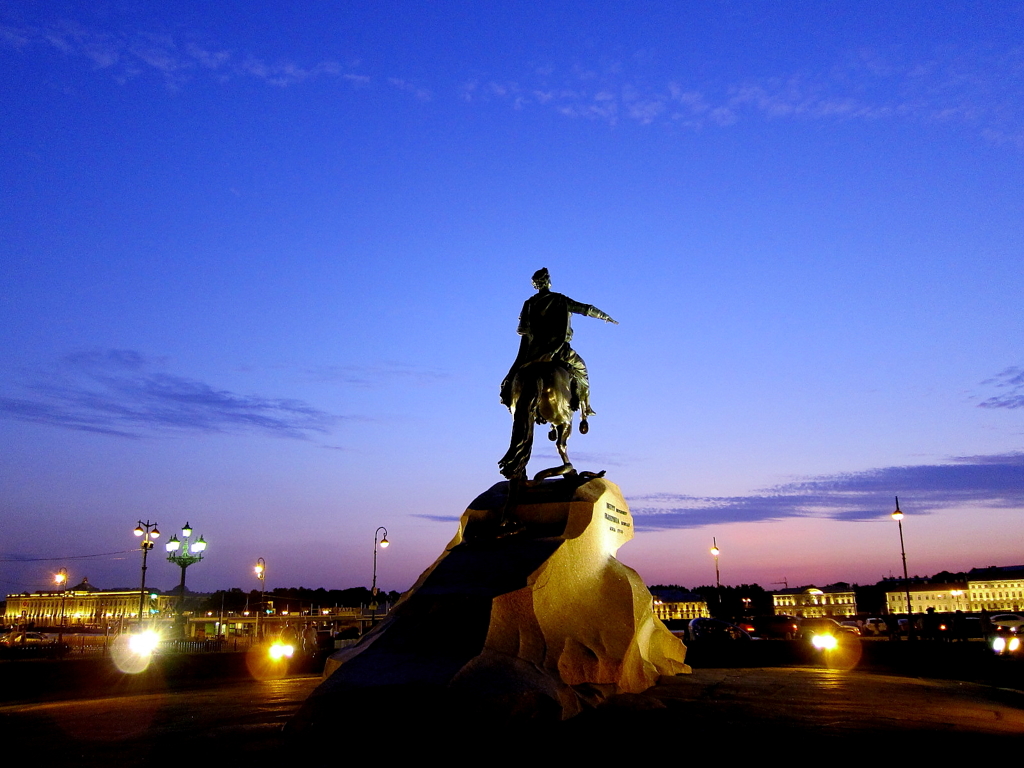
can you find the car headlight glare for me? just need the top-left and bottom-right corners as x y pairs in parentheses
(812, 634), (838, 650)
(268, 641), (294, 661)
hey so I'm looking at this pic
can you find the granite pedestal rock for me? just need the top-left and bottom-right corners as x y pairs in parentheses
(294, 476), (688, 727)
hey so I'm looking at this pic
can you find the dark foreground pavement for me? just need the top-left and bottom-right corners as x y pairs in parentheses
(3, 666), (1023, 762)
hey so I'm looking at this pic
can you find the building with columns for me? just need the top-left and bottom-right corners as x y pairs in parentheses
(772, 585), (857, 618)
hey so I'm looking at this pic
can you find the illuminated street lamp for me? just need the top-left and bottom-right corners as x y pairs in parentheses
(710, 537), (721, 609)
(165, 522), (208, 622)
(54, 568), (68, 646)
(254, 558), (266, 640)
(710, 538), (721, 588)
(370, 527), (390, 624)
(133, 520), (160, 625)
(951, 589), (964, 612)
(892, 497), (913, 640)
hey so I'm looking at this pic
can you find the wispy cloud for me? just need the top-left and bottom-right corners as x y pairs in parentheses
(978, 367), (1024, 409)
(304, 362), (449, 388)
(629, 453), (1024, 530)
(6, 12), (1023, 145)
(463, 46), (1024, 144)
(2, 18), (362, 89)
(0, 350), (335, 439)
(411, 514), (462, 524)
(528, 448), (629, 468)
(388, 77), (432, 102)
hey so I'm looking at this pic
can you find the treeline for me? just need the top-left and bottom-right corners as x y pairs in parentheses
(199, 586), (403, 615)
(650, 583), (774, 618)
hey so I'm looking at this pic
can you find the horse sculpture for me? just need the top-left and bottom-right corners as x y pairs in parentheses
(498, 360), (578, 481)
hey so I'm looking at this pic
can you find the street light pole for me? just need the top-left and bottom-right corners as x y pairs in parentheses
(254, 558), (266, 641)
(371, 527), (390, 625)
(710, 537), (721, 610)
(54, 568), (68, 647)
(133, 520), (160, 626)
(165, 522), (207, 633)
(892, 497), (913, 640)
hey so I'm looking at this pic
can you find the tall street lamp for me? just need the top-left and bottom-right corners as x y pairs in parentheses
(165, 522), (208, 627)
(254, 558), (266, 640)
(892, 497), (913, 640)
(54, 568), (68, 646)
(710, 537), (721, 610)
(951, 589), (964, 613)
(133, 520), (160, 625)
(370, 527), (390, 624)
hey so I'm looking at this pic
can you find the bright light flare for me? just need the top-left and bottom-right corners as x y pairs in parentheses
(1010, 637), (1021, 652)
(993, 636), (1006, 652)
(812, 633), (838, 650)
(268, 642), (294, 661)
(112, 629), (161, 674)
(129, 629), (160, 656)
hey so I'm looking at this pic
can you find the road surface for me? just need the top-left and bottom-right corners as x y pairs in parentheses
(3, 668), (1023, 761)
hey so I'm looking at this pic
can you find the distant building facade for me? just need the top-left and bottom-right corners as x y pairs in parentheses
(650, 589), (710, 621)
(884, 582), (969, 615)
(966, 566), (1024, 613)
(772, 585), (857, 618)
(4, 578), (175, 628)
(883, 566), (1024, 614)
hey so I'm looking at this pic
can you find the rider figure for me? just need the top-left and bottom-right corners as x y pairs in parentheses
(500, 268), (617, 430)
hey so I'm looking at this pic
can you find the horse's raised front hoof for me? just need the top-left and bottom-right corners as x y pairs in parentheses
(548, 427), (557, 441)
(579, 419), (589, 435)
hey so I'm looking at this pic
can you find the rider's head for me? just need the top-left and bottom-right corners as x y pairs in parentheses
(532, 268), (551, 290)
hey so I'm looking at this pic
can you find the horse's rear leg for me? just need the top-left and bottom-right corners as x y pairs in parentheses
(555, 421), (573, 466)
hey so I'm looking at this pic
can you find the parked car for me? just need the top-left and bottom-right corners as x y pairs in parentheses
(990, 614), (1024, 631)
(840, 621), (862, 636)
(991, 626), (1024, 656)
(749, 615), (800, 640)
(797, 617), (858, 640)
(1, 631), (49, 646)
(687, 618), (753, 643)
(863, 618), (888, 636)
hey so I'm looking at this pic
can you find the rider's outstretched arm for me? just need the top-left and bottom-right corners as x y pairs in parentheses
(588, 306), (618, 324)
(571, 301), (618, 325)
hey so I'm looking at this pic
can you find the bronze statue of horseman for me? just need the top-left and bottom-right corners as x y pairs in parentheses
(499, 268), (617, 481)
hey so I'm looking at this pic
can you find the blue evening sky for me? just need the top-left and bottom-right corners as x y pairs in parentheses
(2, 2), (1022, 596)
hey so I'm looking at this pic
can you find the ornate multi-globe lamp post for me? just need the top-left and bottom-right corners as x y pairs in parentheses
(165, 523), (208, 621)
(133, 520), (160, 625)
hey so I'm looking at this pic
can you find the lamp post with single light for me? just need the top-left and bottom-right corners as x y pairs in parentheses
(710, 537), (722, 612)
(165, 523), (207, 628)
(54, 568), (68, 646)
(370, 527), (390, 624)
(892, 497), (913, 640)
(254, 558), (266, 640)
(710, 538), (721, 589)
(951, 589), (964, 613)
(133, 521), (160, 625)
